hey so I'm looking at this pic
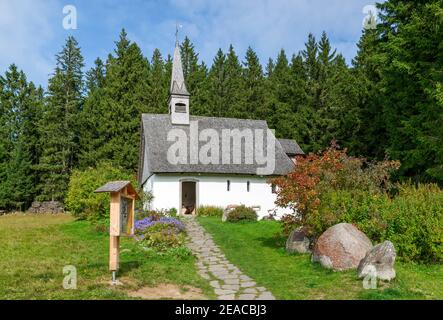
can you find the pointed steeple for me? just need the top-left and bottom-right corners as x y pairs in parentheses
(170, 41), (190, 96)
(169, 40), (190, 125)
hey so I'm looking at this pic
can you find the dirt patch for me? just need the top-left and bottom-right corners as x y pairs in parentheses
(127, 283), (207, 300)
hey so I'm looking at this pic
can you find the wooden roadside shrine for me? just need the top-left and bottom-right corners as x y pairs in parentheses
(94, 181), (139, 284)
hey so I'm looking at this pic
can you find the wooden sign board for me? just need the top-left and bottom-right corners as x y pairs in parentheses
(109, 192), (135, 237)
(94, 181), (139, 273)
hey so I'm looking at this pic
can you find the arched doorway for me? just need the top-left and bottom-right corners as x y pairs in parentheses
(180, 180), (198, 215)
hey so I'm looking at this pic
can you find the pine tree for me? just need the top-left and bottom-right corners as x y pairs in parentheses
(265, 49), (295, 138)
(242, 47), (265, 119)
(302, 34), (319, 88)
(0, 75), (7, 208)
(265, 58), (275, 77)
(351, 29), (387, 159)
(36, 36), (84, 201)
(321, 55), (362, 151)
(208, 49), (227, 117)
(386, 0), (443, 182)
(318, 31), (337, 73)
(78, 58), (107, 169)
(288, 54), (310, 149)
(0, 65), (43, 209)
(148, 49), (168, 114)
(86, 58), (105, 93)
(224, 45), (244, 118)
(180, 37), (209, 115)
(92, 29), (150, 170)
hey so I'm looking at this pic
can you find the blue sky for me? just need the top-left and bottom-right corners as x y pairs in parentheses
(0, 0), (379, 87)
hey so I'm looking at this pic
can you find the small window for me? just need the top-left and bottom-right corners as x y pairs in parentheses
(271, 184), (277, 194)
(227, 180), (230, 191)
(247, 181), (250, 192)
(175, 103), (187, 113)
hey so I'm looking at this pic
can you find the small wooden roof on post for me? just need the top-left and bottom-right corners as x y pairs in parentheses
(94, 181), (140, 199)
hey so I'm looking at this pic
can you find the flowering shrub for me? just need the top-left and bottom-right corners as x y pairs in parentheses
(135, 215), (186, 251)
(271, 143), (400, 237)
(271, 143), (442, 263)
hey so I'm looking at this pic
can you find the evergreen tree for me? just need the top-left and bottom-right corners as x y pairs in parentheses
(376, 0), (443, 182)
(0, 65), (42, 209)
(78, 58), (107, 169)
(265, 49), (295, 138)
(0, 76), (7, 208)
(148, 49), (168, 114)
(208, 49), (227, 117)
(288, 54), (310, 150)
(93, 29), (150, 170)
(86, 58), (105, 93)
(224, 45), (244, 118)
(242, 47), (265, 119)
(36, 36), (84, 201)
(265, 58), (275, 77)
(318, 31), (337, 74)
(351, 29), (387, 159)
(180, 37), (209, 115)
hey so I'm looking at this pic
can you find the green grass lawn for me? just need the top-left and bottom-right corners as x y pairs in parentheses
(0, 214), (213, 300)
(198, 217), (443, 300)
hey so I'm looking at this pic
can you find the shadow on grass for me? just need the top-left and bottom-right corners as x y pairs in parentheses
(119, 261), (142, 274)
(255, 234), (287, 250)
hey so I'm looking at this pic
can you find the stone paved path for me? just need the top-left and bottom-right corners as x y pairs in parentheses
(183, 217), (276, 300)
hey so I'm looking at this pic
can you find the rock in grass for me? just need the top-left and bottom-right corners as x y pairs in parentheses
(286, 227), (311, 254)
(312, 223), (372, 271)
(357, 241), (396, 281)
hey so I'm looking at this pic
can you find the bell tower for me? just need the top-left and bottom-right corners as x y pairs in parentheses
(169, 40), (190, 125)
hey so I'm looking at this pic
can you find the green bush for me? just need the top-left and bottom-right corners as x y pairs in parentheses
(316, 190), (389, 241)
(226, 205), (258, 222)
(383, 184), (443, 263)
(198, 205), (223, 217)
(65, 162), (136, 221)
(317, 184), (443, 263)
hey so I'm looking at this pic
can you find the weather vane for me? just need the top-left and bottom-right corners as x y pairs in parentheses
(175, 22), (183, 43)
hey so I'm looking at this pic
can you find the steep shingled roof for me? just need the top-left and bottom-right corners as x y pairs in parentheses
(170, 41), (190, 96)
(278, 138), (305, 156)
(138, 114), (299, 185)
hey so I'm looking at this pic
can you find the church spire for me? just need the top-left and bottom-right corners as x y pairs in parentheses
(170, 40), (190, 96)
(169, 37), (190, 125)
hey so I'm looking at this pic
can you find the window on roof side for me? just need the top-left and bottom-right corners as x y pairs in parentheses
(227, 180), (230, 191)
(175, 102), (187, 113)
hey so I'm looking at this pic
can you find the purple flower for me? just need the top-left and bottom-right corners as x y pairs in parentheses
(134, 216), (186, 237)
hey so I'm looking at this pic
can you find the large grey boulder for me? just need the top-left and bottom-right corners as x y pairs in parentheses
(312, 223), (372, 271)
(357, 241), (396, 281)
(286, 227), (311, 254)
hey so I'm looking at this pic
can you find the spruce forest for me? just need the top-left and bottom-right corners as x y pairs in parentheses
(0, 0), (442, 211)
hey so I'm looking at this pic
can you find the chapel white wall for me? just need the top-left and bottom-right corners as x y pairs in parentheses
(143, 174), (292, 219)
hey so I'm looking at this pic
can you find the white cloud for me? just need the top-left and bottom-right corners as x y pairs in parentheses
(167, 0), (372, 65)
(0, 0), (58, 85)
